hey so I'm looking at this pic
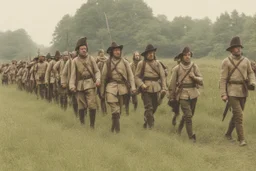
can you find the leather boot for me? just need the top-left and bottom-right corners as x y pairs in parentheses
(89, 109), (96, 129)
(111, 114), (116, 133)
(79, 109), (85, 125)
(177, 116), (185, 135)
(115, 113), (120, 133)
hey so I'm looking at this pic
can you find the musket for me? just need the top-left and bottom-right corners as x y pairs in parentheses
(222, 101), (231, 121)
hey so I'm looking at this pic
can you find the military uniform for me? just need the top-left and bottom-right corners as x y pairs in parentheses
(69, 37), (100, 127)
(34, 58), (48, 99)
(220, 37), (256, 146)
(95, 49), (108, 115)
(168, 47), (203, 141)
(1, 64), (9, 85)
(135, 44), (167, 129)
(54, 53), (69, 110)
(101, 42), (136, 133)
(16, 64), (26, 90)
(9, 62), (17, 84)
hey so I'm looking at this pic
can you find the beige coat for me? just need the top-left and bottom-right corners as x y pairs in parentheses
(69, 55), (100, 91)
(53, 59), (67, 83)
(135, 60), (167, 93)
(168, 62), (202, 100)
(61, 58), (73, 86)
(220, 55), (256, 97)
(34, 61), (48, 84)
(100, 57), (136, 98)
(45, 60), (57, 84)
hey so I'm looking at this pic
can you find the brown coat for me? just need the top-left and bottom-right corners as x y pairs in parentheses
(69, 55), (100, 91)
(168, 62), (202, 100)
(135, 60), (167, 93)
(100, 57), (136, 99)
(220, 55), (256, 97)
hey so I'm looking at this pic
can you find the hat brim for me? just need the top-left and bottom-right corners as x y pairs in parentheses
(107, 45), (123, 54)
(174, 51), (193, 61)
(141, 48), (157, 57)
(226, 45), (244, 51)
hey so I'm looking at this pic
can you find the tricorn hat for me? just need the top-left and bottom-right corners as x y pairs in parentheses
(141, 44), (157, 57)
(226, 36), (244, 51)
(106, 42), (123, 54)
(75, 37), (88, 51)
(55, 51), (61, 58)
(46, 53), (51, 59)
(174, 46), (193, 61)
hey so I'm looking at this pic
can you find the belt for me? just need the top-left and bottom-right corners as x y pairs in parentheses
(79, 75), (92, 80)
(181, 83), (196, 88)
(108, 79), (125, 84)
(143, 77), (159, 81)
(228, 80), (244, 84)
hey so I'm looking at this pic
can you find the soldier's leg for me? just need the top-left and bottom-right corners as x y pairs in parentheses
(132, 95), (138, 111)
(180, 99), (195, 140)
(228, 97), (245, 144)
(123, 94), (130, 115)
(76, 91), (87, 125)
(142, 92), (154, 129)
(85, 89), (97, 129)
(108, 102), (121, 133)
(72, 93), (78, 117)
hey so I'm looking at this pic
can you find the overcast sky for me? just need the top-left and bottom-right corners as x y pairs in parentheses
(0, 0), (255, 46)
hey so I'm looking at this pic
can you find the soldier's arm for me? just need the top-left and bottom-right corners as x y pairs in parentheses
(134, 61), (144, 88)
(247, 59), (256, 86)
(125, 60), (136, 91)
(220, 59), (229, 97)
(192, 64), (203, 85)
(158, 61), (167, 90)
(69, 59), (77, 91)
(100, 62), (107, 97)
(45, 61), (52, 83)
(168, 66), (178, 100)
(61, 61), (69, 85)
(53, 61), (61, 79)
(91, 57), (101, 82)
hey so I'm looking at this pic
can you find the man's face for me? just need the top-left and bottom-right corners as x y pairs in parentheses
(79, 46), (88, 57)
(63, 55), (69, 62)
(71, 51), (77, 59)
(146, 51), (155, 61)
(231, 47), (242, 57)
(113, 48), (121, 58)
(182, 52), (191, 63)
(134, 52), (140, 61)
(39, 56), (45, 62)
(99, 52), (104, 57)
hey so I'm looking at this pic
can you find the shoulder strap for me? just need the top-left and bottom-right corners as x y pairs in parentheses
(140, 60), (146, 79)
(227, 57), (245, 82)
(147, 60), (160, 76)
(78, 57), (96, 82)
(178, 63), (195, 85)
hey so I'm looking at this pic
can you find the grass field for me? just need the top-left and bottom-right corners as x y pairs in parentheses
(0, 58), (256, 171)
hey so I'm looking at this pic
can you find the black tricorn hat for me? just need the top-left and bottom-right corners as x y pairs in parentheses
(174, 46), (193, 61)
(226, 36), (244, 51)
(75, 37), (88, 51)
(55, 51), (61, 58)
(106, 42), (123, 54)
(141, 44), (157, 57)
(46, 53), (51, 59)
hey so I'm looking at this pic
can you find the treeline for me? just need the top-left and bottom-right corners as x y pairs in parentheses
(51, 0), (256, 59)
(0, 29), (37, 60)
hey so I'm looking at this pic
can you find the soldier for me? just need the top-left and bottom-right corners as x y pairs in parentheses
(101, 42), (136, 133)
(1, 64), (9, 85)
(34, 55), (48, 99)
(46, 53), (52, 63)
(9, 60), (17, 84)
(220, 36), (256, 146)
(135, 44), (167, 129)
(69, 37), (101, 127)
(45, 51), (61, 102)
(54, 51), (69, 111)
(61, 51), (78, 116)
(168, 47), (203, 142)
(16, 62), (26, 90)
(29, 57), (39, 94)
(129, 51), (142, 111)
(95, 49), (108, 115)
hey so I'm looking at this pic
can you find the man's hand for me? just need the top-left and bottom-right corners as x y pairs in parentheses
(95, 79), (101, 87)
(131, 89), (137, 95)
(70, 87), (76, 92)
(141, 84), (148, 91)
(62, 84), (67, 88)
(221, 95), (228, 102)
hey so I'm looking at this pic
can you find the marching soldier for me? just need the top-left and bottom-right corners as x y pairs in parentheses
(69, 37), (101, 128)
(130, 51), (142, 111)
(101, 42), (136, 133)
(16, 62), (26, 90)
(45, 51), (61, 102)
(29, 57), (38, 94)
(1, 64), (10, 85)
(168, 47), (203, 142)
(96, 49), (108, 115)
(34, 55), (48, 99)
(9, 60), (17, 84)
(135, 44), (167, 129)
(61, 51), (78, 116)
(54, 51), (69, 110)
(220, 36), (256, 146)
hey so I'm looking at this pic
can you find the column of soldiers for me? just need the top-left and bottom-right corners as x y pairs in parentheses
(1, 36), (255, 147)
